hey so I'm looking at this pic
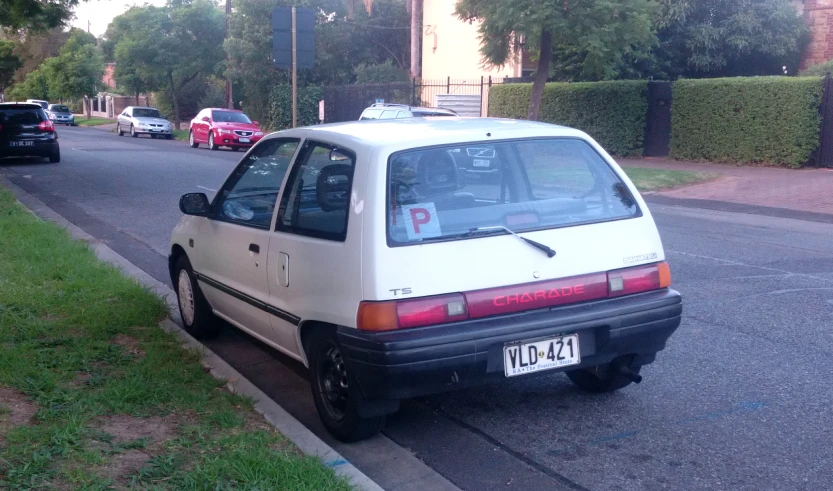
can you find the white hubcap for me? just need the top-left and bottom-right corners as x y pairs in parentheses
(178, 270), (196, 326)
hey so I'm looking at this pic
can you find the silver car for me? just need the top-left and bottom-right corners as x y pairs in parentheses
(117, 106), (173, 139)
(46, 104), (76, 126)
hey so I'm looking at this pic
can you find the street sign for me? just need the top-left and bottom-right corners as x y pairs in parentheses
(318, 100), (325, 122)
(375, 98), (384, 104)
(272, 7), (315, 69)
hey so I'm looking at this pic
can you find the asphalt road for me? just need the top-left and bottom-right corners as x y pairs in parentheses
(3, 126), (832, 491)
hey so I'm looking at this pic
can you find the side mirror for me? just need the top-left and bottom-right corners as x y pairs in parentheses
(201, 116), (210, 122)
(179, 193), (210, 216)
(329, 149), (351, 161)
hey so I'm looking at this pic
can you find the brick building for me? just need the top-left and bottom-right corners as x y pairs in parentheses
(802, 0), (833, 69)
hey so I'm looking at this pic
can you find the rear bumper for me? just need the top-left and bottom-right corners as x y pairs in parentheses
(338, 289), (682, 400)
(0, 140), (59, 158)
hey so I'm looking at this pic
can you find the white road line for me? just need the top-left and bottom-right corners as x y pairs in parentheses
(196, 185), (216, 192)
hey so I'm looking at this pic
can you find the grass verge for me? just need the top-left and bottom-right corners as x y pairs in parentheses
(73, 117), (115, 127)
(0, 188), (351, 490)
(623, 167), (714, 192)
(172, 129), (189, 142)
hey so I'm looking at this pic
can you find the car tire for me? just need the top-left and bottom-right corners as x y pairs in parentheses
(130, 125), (138, 138)
(208, 132), (218, 151)
(174, 255), (218, 339)
(308, 328), (385, 442)
(189, 131), (199, 148)
(566, 362), (641, 393)
(48, 148), (60, 163)
(166, 134), (173, 140)
(117, 124), (124, 136)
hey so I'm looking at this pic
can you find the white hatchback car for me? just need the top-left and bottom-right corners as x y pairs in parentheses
(170, 118), (682, 442)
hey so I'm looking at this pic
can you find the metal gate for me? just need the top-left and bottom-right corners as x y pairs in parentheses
(813, 73), (833, 168)
(643, 81), (672, 157)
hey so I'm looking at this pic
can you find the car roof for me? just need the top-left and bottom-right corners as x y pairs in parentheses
(127, 106), (160, 110)
(276, 117), (582, 149)
(0, 103), (43, 109)
(206, 108), (243, 112)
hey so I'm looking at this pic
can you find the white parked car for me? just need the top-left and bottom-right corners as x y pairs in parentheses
(117, 106), (173, 139)
(169, 118), (682, 442)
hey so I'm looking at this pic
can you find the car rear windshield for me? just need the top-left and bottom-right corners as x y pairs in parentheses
(49, 105), (70, 113)
(0, 107), (47, 124)
(213, 110), (252, 123)
(387, 138), (640, 245)
(133, 108), (162, 118)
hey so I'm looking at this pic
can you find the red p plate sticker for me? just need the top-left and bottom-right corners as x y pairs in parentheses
(402, 203), (441, 240)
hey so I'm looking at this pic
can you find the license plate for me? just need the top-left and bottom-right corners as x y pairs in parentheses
(10, 141), (34, 147)
(472, 159), (490, 167)
(504, 334), (580, 377)
(239, 137), (250, 143)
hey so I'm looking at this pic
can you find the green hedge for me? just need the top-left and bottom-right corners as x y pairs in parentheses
(670, 77), (823, 168)
(267, 85), (323, 131)
(488, 81), (649, 156)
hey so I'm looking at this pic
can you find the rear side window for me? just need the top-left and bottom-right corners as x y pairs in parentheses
(277, 141), (356, 241)
(0, 107), (46, 124)
(387, 138), (640, 245)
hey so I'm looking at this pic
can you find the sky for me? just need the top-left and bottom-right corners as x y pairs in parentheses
(70, 0), (168, 37)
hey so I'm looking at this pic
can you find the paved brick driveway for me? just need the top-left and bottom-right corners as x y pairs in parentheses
(618, 158), (833, 216)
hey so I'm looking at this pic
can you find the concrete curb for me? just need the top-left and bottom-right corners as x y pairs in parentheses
(0, 176), (385, 491)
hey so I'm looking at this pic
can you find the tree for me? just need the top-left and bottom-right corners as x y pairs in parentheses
(409, 0), (420, 78)
(108, 1), (225, 129)
(648, 0), (808, 79)
(1, 0), (82, 31)
(455, 0), (657, 120)
(0, 40), (23, 94)
(6, 65), (50, 101)
(45, 30), (103, 104)
(225, 0), (409, 125)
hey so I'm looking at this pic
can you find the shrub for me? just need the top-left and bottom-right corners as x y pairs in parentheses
(488, 81), (649, 156)
(670, 77), (822, 167)
(354, 60), (409, 84)
(267, 85), (323, 130)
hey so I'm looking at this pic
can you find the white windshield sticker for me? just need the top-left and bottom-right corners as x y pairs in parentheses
(402, 203), (441, 240)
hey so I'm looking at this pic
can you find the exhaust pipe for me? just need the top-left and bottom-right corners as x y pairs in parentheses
(616, 364), (642, 384)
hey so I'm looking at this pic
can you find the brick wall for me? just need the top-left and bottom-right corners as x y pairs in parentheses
(803, 0), (833, 69)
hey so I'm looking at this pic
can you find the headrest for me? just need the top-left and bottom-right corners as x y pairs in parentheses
(316, 164), (353, 212)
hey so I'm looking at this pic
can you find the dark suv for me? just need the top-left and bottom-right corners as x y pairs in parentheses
(0, 103), (60, 163)
(359, 103), (458, 120)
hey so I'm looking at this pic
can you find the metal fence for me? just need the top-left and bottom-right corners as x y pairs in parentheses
(322, 76), (533, 123)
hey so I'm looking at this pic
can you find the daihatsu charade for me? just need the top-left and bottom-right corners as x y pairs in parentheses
(170, 118), (683, 442)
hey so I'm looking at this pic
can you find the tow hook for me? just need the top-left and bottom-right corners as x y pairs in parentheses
(614, 361), (643, 384)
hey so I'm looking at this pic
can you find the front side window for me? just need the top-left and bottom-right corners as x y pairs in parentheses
(387, 138), (640, 245)
(133, 108), (162, 118)
(212, 110), (252, 123)
(277, 141), (356, 241)
(212, 138), (300, 228)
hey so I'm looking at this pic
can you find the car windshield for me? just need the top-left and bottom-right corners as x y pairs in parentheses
(0, 107), (46, 124)
(133, 108), (162, 118)
(213, 111), (252, 123)
(387, 138), (640, 245)
(49, 105), (70, 113)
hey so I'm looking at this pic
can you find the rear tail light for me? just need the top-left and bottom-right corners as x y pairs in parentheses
(38, 120), (54, 132)
(608, 262), (671, 297)
(357, 262), (671, 331)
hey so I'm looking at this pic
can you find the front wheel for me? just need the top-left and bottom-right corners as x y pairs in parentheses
(189, 131), (199, 148)
(174, 255), (218, 338)
(117, 123), (124, 136)
(566, 361), (642, 393)
(130, 125), (138, 138)
(308, 329), (385, 442)
(208, 132), (218, 151)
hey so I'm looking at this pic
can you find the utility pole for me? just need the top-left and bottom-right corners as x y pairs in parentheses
(292, 6), (297, 128)
(225, 0), (233, 109)
(87, 20), (91, 33)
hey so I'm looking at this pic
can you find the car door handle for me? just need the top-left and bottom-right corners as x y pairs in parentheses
(248, 243), (260, 254)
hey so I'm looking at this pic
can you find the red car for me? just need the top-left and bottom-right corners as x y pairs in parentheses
(188, 108), (264, 151)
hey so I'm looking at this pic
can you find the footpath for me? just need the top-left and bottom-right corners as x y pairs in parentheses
(619, 157), (833, 221)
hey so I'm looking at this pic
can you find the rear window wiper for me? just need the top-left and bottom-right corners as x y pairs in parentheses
(465, 226), (556, 258)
